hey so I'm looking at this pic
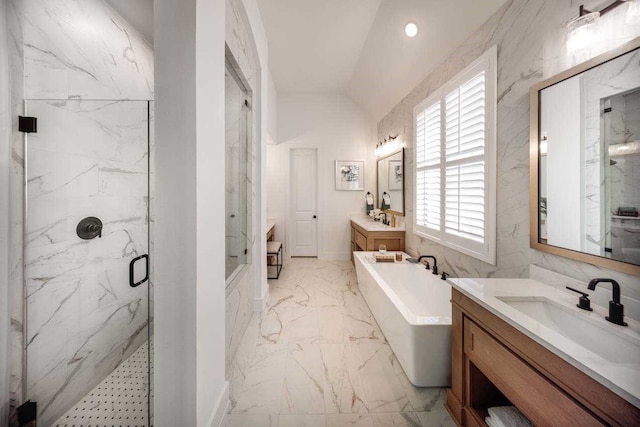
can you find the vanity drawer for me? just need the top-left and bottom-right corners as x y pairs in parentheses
(463, 318), (603, 427)
(355, 230), (367, 250)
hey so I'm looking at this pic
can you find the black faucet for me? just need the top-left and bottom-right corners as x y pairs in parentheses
(417, 255), (438, 275)
(587, 278), (627, 326)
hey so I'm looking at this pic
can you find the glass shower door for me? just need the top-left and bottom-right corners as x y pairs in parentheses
(23, 99), (151, 427)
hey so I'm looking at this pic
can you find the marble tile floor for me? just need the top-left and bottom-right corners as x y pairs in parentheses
(227, 259), (455, 427)
(53, 337), (153, 427)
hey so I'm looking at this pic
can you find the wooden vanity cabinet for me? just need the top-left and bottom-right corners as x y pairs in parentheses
(446, 288), (640, 427)
(350, 220), (405, 262)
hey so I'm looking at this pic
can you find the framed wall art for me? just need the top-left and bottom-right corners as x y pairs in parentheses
(335, 160), (365, 191)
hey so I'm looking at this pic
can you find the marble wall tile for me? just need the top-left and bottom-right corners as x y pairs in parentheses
(226, 267), (254, 373)
(376, 0), (640, 291)
(22, 0), (153, 100)
(530, 263), (640, 321)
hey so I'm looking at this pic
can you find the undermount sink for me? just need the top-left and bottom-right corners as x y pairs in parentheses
(496, 296), (640, 364)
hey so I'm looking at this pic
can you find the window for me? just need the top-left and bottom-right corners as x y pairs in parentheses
(414, 46), (497, 265)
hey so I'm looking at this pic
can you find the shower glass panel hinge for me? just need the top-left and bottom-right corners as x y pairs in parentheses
(17, 400), (37, 426)
(603, 107), (612, 113)
(244, 249), (248, 255)
(18, 116), (38, 133)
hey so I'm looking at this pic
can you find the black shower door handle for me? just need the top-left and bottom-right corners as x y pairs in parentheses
(129, 254), (149, 288)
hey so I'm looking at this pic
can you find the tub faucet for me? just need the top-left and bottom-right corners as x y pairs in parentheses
(587, 278), (627, 326)
(417, 255), (438, 275)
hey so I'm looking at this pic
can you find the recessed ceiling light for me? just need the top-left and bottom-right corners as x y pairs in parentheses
(405, 22), (418, 38)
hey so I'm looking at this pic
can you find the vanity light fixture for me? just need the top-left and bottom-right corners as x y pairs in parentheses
(567, 2), (627, 52)
(626, 0), (640, 24)
(405, 22), (418, 38)
(375, 135), (401, 157)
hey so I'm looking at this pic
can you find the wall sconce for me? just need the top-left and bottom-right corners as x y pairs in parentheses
(567, 1), (628, 52)
(375, 135), (402, 157)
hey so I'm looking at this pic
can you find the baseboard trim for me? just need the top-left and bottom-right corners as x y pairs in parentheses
(254, 284), (269, 311)
(206, 381), (229, 427)
(319, 252), (351, 261)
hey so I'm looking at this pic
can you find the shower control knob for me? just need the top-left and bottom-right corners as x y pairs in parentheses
(77, 217), (103, 240)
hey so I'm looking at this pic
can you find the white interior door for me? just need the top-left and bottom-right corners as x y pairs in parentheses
(290, 148), (318, 256)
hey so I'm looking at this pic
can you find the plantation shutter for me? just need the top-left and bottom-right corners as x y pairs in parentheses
(444, 72), (486, 243)
(413, 46), (496, 265)
(415, 102), (441, 232)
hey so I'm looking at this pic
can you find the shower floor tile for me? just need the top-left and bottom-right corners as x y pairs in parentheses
(53, 337), (153, 427)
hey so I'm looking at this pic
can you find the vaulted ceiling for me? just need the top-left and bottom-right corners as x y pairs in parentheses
(258, 0), (508, 120)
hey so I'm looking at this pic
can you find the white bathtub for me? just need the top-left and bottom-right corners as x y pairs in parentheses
(354, 251), (452, 387)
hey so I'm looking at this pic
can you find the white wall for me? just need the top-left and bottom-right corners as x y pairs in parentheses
(267, 71), (277, 145)
(240, 0), (270, 308)
(0, 0), (10, 421)
(268, 93), (376, 260)
(541, 78), (582, 251)
(155, 0), (227, 425)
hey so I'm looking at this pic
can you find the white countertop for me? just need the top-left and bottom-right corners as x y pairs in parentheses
(351, 215), (405, 232)
(448, 277), (640, 407)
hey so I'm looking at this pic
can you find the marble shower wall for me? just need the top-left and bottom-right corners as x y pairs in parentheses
(25, 99), (150, 426)
(225, 0), (259, 374)
(376, 0), (640, 296)
(7, 0), (154, 420)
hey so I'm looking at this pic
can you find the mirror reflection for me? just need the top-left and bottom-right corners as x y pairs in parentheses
(539, 47), (640, 265)
(377, 150), (404, 213)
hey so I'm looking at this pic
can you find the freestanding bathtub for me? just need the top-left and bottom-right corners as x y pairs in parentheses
(354, 251), (452, 387)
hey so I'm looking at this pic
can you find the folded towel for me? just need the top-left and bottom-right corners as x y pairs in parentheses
(485, 417), (496, 427)
(487, 406), (534, 427)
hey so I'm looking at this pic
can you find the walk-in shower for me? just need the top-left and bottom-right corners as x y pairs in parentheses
(225, 59), (250, 281)
(22, 99), (152, 427)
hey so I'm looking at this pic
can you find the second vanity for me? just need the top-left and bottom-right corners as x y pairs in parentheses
(446, 278), (640, 426)
(350, 216), (405, 262)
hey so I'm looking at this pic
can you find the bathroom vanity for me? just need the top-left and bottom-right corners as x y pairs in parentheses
(350, 216), (405, 262)
(446, 279), (640, 427)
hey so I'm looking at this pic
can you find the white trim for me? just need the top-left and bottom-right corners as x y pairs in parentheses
(254, 284), (269, 311)
(319, 251), (351, 260)
(413, 46), (497, 265)
(206, 380), (230, 427)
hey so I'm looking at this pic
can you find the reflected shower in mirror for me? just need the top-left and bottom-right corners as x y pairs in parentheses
(537, 44), (640, 267)
(377, 149), (404, 214)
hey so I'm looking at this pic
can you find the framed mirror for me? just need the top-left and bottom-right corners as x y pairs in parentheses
(377, 149), (404, 214)
(530, 37), (640, 276)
